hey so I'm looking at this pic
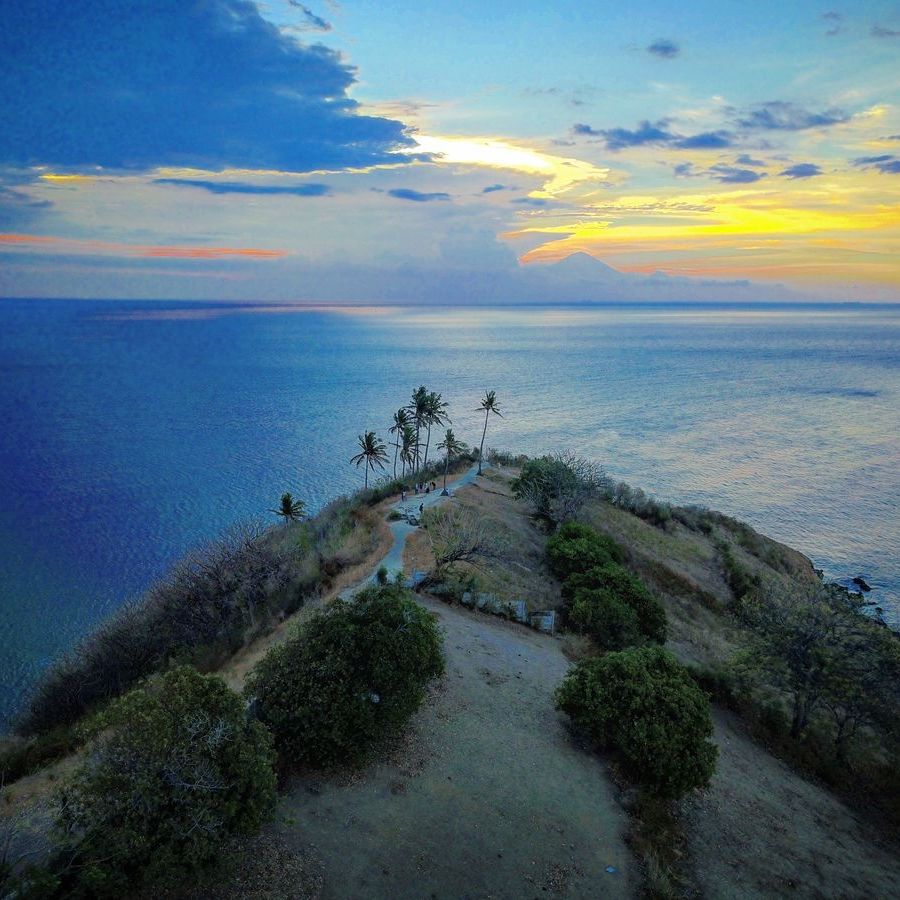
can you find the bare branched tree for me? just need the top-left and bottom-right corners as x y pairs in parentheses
(512, 450), (612, 525)
(422, 505), (496, 581)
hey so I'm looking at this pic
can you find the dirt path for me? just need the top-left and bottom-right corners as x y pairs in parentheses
(339, 464), (481, 599)
(274, 594), (636, 899)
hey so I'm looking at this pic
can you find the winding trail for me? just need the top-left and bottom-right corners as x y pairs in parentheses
(339, 464), (482, 599)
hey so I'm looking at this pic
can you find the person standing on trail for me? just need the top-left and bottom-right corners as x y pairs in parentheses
(419, 502), (424, 516)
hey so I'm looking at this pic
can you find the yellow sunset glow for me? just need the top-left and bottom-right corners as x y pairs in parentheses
(410, 134), (610, 196)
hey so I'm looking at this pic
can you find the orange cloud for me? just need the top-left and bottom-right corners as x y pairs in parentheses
(0, 233), (287, 259)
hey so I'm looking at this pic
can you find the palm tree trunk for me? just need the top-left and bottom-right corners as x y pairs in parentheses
(365, 464), (369, 489)
(424, 422), (432, 468)
(478, 409), (489, 474)
(392, 438), (399, 479)
(443, 454), (449, 490)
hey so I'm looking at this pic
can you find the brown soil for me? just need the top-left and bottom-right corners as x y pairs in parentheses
(682, 709), (900, 899)
(272, 593), (636, 899)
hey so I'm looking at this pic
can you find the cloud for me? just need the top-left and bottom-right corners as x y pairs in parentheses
(574, 119), (674, 149)
(708, 165), (767, 184)
(0, 186), (53, 228)
(482, 184), (511, 193)
(153, 179), (331, 196)
(288, 2), (332, 31)
(647, 39), (680, 59)
(511, 197), (549, 207)
(822, 11), (843, 36)
(779, 163), (822, 179)
(387, 188), (451, 202)
(672, 131), (733, 149)
(0, 1), (411, 172)
(0, 233), (286, 258)
(734, 101), (849, 130)
(853, 154), (900, 174)
(673, 163), (697, 178)
(572, 120), (732, 151)
(871, 25), (900, 37)
(735, 154), (767, 167)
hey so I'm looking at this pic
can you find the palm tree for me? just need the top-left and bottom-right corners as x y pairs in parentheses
(350, 431), (389, 488)
(437, 428), (468, 495)
(270, 492), (306, 522)
(476, 390), (503, 475)
(406, 385), (430, 473)
(389, 408), (410, 478)
(400, 424), (417, 479)
(422, 391), (451, 469)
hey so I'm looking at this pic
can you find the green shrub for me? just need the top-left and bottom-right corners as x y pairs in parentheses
(563, 563), (667, 645)
(246, 582), (444, 767)
(567, 586), (642, 650)
(546, 522), (623, 580)
(57, 667), (276, 897)
(556, 647), (717, 799)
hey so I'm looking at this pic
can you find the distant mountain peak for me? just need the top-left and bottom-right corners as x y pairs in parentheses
(544, 251), (624, 281)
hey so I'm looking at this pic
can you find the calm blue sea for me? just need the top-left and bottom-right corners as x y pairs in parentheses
(1, 299), (899, 725)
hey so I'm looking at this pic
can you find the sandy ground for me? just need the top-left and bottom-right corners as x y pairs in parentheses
(273, 594), (636, 899)
(682, 709), (900, 900)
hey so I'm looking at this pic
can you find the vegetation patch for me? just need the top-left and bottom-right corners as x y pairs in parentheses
(45, 667), (275, 898)
(557, 647), (717, 800)
(563, 563), (668, 648)
(546, 521), (623, 579)
(246, 581), (444, 767)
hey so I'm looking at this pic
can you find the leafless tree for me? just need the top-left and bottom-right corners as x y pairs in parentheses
(422, 505), (496, 581)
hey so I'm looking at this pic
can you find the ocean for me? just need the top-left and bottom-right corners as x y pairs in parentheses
(1, 299), (898, 726)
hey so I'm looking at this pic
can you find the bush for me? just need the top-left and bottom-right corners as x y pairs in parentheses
(512, 452), (612, 524)
(246, 582), (444, 767)
(486, 448), (529, 467)
(563, 563), (667, 645)
(18, 524), (297, 736)
(56, 667), (276, 897)
(556, 647), (717, 799)
(567, 585), (642, 650)
(546, 522), (623, 580)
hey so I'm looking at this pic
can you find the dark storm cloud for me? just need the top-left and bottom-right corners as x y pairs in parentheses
(822, 11), (843, 36)
(734, 101), (849, 131)
(288, 2), (332, 31)
(779, 163), (823, 179)
(572, 120), (731, 151)
(387, 189), (451, 202)
(0, 1), (412, 172)
(708, 165), (767, 184)
(853, 155), (900, 174)
(153, 180), (332, 196)
(647, 39), (680, 58)
(672, 131), (733, 149)
(0, 186), (53, 228)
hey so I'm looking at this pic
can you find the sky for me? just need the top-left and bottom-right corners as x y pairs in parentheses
(1, 0), (899, 302)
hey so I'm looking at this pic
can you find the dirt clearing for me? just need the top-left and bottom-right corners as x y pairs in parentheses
(274, 594), (636, 899)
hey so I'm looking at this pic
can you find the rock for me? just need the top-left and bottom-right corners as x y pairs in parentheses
(852, 576), (872, 592)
